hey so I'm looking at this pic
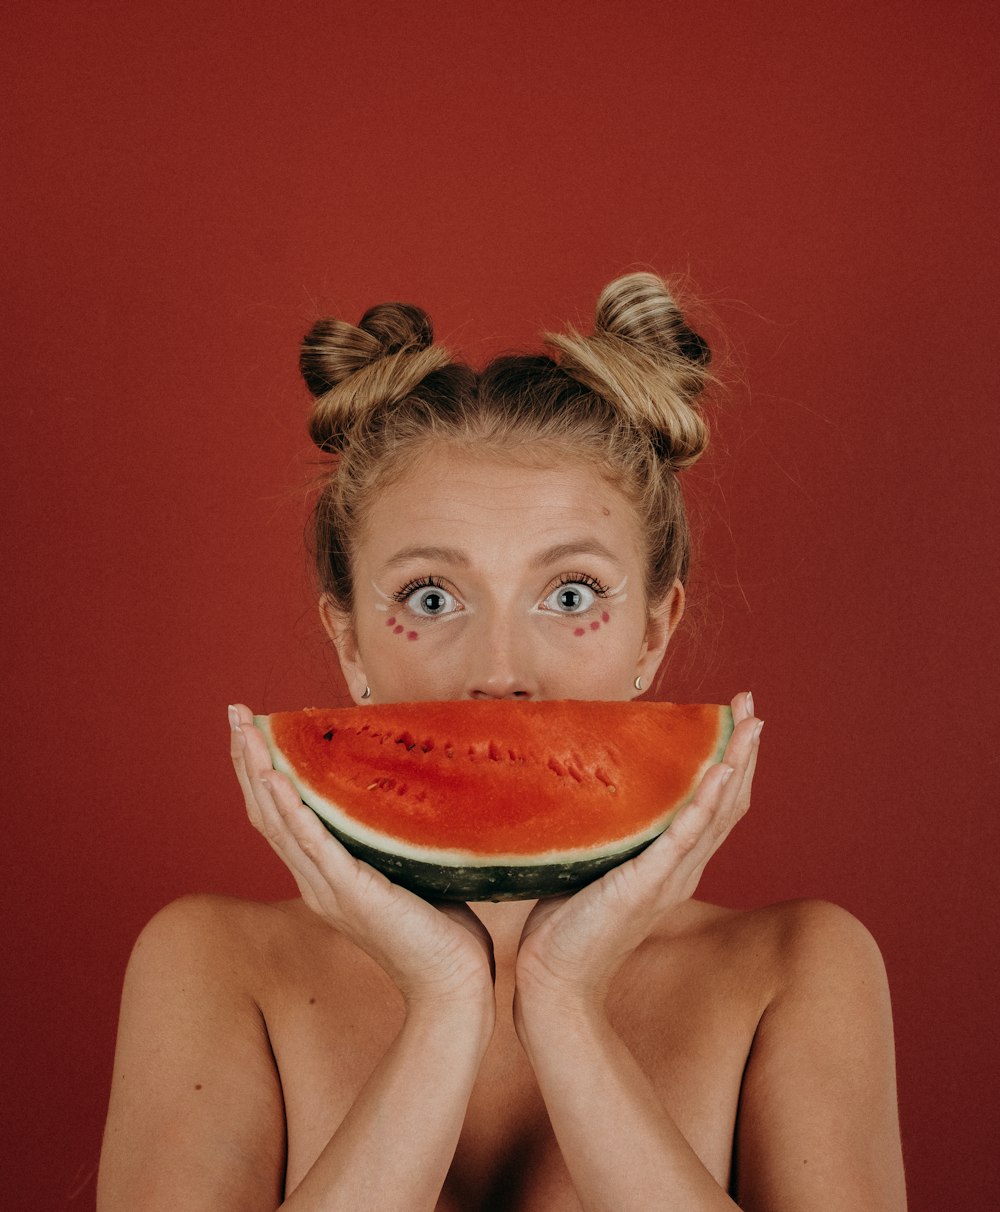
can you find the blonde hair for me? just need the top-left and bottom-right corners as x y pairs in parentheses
(301, 272), (715, 617)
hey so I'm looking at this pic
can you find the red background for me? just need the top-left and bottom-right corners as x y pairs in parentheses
(3, 2), (997, 1207)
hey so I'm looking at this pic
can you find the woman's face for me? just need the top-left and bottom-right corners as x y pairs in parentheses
(326, 445), (684, 703)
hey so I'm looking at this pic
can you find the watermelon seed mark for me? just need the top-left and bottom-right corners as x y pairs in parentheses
(488, 741), (502, 761)
(366, 781), (379, 791)
(322, 729), (334, 741)
(566, 763), (584, 782)
(396, 783), (408, 795)
(395, 731), (417, 751)
(595, 767), (618, 793)
(445, 745), (455, 759)
(548, 757), (567, 778)
(421, 739), (434, 753)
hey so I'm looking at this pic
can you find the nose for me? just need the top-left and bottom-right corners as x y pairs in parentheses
(465, 611), (537, 700)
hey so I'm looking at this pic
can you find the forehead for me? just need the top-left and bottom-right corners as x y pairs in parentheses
(357, 445), (645, 566)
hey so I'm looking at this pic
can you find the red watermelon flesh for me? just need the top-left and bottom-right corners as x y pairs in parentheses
(256, 699), (732, 901)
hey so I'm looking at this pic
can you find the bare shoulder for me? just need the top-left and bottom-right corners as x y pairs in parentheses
(127, 892), (291, 982)
(729, 897), (887, 985)
(721, 900), (907, 1211)
(98, 895), (304, 1211)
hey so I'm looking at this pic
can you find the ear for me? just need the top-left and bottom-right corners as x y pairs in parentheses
(319, 595), (370, 705)
(635, 579), (685, 694)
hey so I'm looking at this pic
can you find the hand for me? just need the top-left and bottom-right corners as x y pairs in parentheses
(513, 691), (762, 1019)
(229, 704), (496, 1012)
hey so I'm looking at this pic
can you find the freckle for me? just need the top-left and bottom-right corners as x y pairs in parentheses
(386, 616), (396, 627)
(309, 997), (316, 1005)
(407, 631), (418, 641)
(194, 1083), (203, 1091)
(602, 506), (610, 516)
(574, 627), (586, 636)
(589, 620), (600, 630)
(601, 611), (610, 624)
(393, 624), (404, 634)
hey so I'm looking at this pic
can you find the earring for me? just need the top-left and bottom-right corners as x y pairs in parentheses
(634, 676), (643, 692)
(361, 685), (371, 700)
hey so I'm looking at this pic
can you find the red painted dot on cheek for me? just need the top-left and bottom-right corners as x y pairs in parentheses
(601, 611), (610, 624)
(589, 620), (600, 631)
(406, 631), (418, 641)
(393, 625), (404, 635)
(386, 616), (396, 627)
(573, 627), (586, 637)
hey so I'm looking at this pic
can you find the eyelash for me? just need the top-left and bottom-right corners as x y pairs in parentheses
(551, 572), (611, 598)
(391, 575), (448, 604)
(391, 572), (611, 605)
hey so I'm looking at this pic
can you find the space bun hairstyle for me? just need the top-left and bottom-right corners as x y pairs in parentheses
(303, 272), (716, 621)
(544, 271), (712, 471)
(300, 303), (455, 451)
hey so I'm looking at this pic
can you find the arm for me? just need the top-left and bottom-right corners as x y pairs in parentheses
(513, 695), (905, 1210)
(732, 901), (906, 1212)
(99, 707), (499, 1210)
(517, 998), (740, 1210)
(513, 693), (761, 1212)
(98, 896), (492, 1212)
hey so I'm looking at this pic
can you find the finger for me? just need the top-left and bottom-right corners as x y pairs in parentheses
(251, 770), (340, 910)
(228, 704), (268, 827)
(732, 690), (755, 726)
(716, 714), (763, 827)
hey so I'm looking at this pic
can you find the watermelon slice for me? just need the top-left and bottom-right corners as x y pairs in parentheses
(256, 700), (733, 901)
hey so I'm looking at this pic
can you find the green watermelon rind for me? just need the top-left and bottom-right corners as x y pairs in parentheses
(254, 705), (733, 902)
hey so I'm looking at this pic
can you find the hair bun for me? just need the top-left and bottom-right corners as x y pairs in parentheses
(300, 302), (435, 398)
(301, 302), (450, 451)
(595, 271), (711, 372)
(543, 272), (714, 471)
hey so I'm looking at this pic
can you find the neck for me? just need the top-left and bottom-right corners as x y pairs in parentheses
(472, 898), (537, 969)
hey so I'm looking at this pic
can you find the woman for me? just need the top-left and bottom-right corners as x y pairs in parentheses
(98, 273), (907, 1210)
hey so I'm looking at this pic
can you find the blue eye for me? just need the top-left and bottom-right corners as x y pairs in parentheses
(544, 582), (596, 614)
(406, 585), (458, 617)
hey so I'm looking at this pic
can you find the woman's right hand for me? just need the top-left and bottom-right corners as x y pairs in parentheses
(228, 704), (496, 1016)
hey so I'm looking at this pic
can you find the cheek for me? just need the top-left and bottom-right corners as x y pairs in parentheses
(384, 614), (420, 642)
(572, 610), (612, 638)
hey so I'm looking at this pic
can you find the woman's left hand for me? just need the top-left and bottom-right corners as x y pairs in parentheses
(514, 691), (762, 1018)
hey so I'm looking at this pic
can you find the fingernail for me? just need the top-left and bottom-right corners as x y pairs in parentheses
(745, 691), (754, 717)
(753, 720), (764, 741)
(228, 705), (240, 731)
(720, 765), (735, 784)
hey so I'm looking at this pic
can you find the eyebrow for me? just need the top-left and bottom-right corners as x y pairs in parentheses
(378, 545), (471, 573)
(378, 540), (622, 575)
(528, 541), (622, 570)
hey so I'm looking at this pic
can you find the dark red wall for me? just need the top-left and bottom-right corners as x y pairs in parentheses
(4, 2), (997, 1207)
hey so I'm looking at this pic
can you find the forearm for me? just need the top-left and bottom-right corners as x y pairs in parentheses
(281, 997), (492, 1212)
(518, 999), (737, 1212)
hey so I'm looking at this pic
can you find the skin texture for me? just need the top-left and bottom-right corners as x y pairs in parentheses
(97, 449), (907, 1211)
